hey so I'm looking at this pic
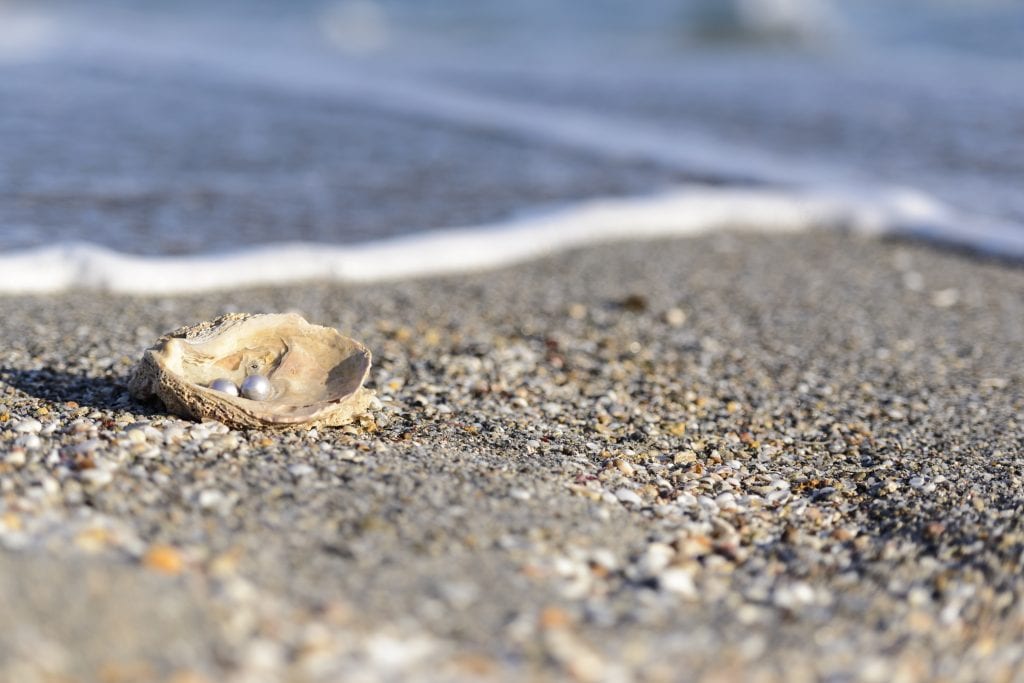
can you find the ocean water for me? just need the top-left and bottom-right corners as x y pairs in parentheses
(1, 0), (1022, 292)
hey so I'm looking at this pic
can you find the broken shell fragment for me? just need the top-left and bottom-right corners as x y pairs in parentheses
(129, 313), (374, 429)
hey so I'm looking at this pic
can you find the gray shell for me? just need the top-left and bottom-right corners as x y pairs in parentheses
(129, 313), (373, 429)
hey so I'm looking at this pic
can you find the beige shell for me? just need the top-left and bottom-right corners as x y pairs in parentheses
(129, 313), (373, 429)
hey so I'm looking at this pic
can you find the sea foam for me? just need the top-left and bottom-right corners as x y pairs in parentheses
(0, 185), (965, 294)
(3, 12), (1023, 294)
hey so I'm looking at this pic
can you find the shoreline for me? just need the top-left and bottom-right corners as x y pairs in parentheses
(0, 184), (979, 295)
(2, 231), (1023, 682)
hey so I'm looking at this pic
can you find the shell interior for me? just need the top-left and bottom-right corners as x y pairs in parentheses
(131, 313), (373, 428)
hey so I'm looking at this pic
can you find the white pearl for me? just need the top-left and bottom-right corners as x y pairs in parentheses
(240, 374), (272, 401)
(209, 378), (239, 396)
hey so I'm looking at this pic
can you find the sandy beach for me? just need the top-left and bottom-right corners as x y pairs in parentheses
(1, 231), (1022, 682)
(4, 1), (1024, 681)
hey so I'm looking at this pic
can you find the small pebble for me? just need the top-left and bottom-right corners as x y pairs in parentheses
(13, 418), (42, 434)
(72, 439), (102, 455)
(509, 488), (532, 501)
(81, 469), (113, 488)
(289, 464), (315, 478)
(615, 488), (643, 507)
(163, 425), (186, 443)
(143, 544), (184, 575)
(774, 582), (816, 610)
(659, 568), (697, 597)
(4, 449), (26, 466)
(931, 288), (960, 308)
(198, 489), (225, 509)
(715, 491), (738, 509)
(663, 307), (687, 327)
(15, 434), (41, 450)
(638, 543), (675, 575)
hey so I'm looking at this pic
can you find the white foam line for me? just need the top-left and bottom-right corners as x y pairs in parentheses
(41, 13), (1024, 262)
(0, 185), (965, 295)
(57, 26), (1024, 262)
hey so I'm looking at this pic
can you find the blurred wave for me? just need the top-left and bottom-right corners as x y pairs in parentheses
(682, 0), (844, 46)
(25, 0), (1024, 62)
(0, 0), (1023, 290)
(0, 2), (59, 62)
(320, 1), (391, 55)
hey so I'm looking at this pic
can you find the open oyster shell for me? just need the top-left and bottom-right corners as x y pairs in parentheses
(129, 313), (373, 429)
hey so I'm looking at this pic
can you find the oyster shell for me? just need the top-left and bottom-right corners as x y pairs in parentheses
(129, 313), (373, 429)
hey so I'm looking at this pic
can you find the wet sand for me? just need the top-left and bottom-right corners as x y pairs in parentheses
(1, 232), (1023, 682)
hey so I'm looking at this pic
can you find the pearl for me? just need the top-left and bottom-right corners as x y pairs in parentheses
(209, 378), (239, 396)
(240, 374), (272, 401)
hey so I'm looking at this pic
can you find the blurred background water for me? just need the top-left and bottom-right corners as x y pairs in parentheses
(1, 0), (1022, 259)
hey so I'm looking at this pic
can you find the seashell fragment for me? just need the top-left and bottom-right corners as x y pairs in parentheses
(129, 313), (374, 429)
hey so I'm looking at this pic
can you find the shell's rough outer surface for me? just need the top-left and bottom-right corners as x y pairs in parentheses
(129, 313), (374, 429)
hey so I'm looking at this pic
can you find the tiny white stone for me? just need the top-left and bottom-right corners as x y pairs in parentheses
(15, 434), (41, 450)
(663, 307), (687, 327)
(198, 489), (224, 509)
(638, 543), (675, 575)
(163, 425), (186, 444)
(902, 271), (924, 291)
(209, 378), (239, 396)
(660, 568), (697, 597)
(72, 439), (102, 454)
(615, 488), (643, 507)
(288, 463), (315, 478)
(40, 476), (60, 496)
(676, 493), (698, 509)
(240, 374), (271, 401)
(774, 582), (816, 610)
(5, 449), (27, 466)
(697, 495), (718, 511)
(13, 418), (42, 434)
(590, 548), (618, 571)
(715, 491), (738, 509)
(202, 420), (229, 435)
(931, 288), (960, 308)
(81, 469), (113, 488)
(509, 488), (532, 501)
(338, 448), (359, 461)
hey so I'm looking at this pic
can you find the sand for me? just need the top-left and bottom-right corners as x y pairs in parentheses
(1, 231), (1023, 682)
